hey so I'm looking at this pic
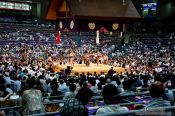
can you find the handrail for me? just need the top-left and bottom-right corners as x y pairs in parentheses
(3, 99), (173, 116)
(92, 92), (149, 100)
(29, 111), (60, 116)
(0, 100), (145, 111)
(101, 106), (175, 116)
(0, 92), (151, 116)
(42, 92), (149, 100)
(43, 100), (66, 105)
(43, 95), (65, 99)
(0, 106), (22, 110)
(29, 106), (175, 116)
(120, 101), (145, 106)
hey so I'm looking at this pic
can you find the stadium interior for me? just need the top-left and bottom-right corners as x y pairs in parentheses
(0, 0), (175, 116)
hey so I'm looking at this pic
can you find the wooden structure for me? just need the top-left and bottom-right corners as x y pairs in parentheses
(45, 0), (141, 32)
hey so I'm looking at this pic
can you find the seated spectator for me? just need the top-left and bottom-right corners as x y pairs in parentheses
(165, 88), (174, 105)
(13, 76), (21, 92)
(64, 83), (76, 100)
(60, 86), (94, 116)
(50, 82), (63, 100)
(5, 84), (13, 94)
(97, 77), (106, 90)
(59, 79), (69, 93)
(110, 76), (119, 87)
(96, 84), (128, 115)
(4, 72), (14, 84)
(0, 93), (13, 116)
(120, 80), (135, 96)
(0, 75), (5, 86)
(141, 75), (151, 88)
(43, 79), (51, 94)
(89, 78), (98, 94)
(22, 78), (45, 115)
(133, 77), (142, 91)
(145, 81), (171, 109)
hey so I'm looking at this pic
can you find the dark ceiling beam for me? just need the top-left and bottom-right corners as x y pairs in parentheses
(56, 0), (64, 17)
(42, 0), (52, 20)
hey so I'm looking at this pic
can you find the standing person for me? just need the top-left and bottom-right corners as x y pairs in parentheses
(104, 54), (109, 65)
(22, 78), (44, 115)
(70, 50), (75, 67)
(95, 51), (102, 65)
(84, 51), (90, 66)
(108, 67), (116, 77)
(65, 66), (71, 76)
(95, 52), (100, 66)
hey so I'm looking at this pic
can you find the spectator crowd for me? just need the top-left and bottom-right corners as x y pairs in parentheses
(0, 23), (175, 116)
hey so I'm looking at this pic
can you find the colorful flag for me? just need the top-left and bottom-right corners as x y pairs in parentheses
(77, 32), (81, 47)
(56, 31), (61, 44)
(96, 30), (99, 44)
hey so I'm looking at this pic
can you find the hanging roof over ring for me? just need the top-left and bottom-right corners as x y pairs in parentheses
(66, 0), (141, 19)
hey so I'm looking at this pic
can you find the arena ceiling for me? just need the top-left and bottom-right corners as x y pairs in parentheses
(45, 0), (141, 20)
(3, 0), (174, 21)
